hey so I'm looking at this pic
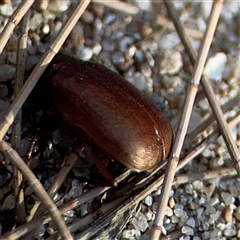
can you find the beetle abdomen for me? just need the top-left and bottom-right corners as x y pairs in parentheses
(48, 54), (172, 171)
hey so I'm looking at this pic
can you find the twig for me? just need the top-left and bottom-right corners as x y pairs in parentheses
(47, 195), (131, 240)
(0, 140), (73, 240)
(150, 1), (223, 238)
(22, 150), (81, 240)
(0, 185), (110, 240)
(29, 151), (81, 219)
(0, 0), (91, 140)
(0, 0), (33, 53)
(75, 110), (239, 239)
(164, 0), (240, 175)
(10, 9), (30, 224)
(1, 108), (238, 239)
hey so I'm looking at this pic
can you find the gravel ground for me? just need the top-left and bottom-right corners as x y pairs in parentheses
(0, 1), (239, 239)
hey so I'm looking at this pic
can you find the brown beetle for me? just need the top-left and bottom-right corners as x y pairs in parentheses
(45, 54), (172, 172)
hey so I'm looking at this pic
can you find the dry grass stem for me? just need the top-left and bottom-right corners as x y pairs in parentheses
(0, 140), (73, 240)
(93, 0), (139, 15)
(10, 9), (30, 225)
(151, 1), (223, 238)
(29, 151), (80, 218)
(74, 111), (239, 239)
(164, 0), (240, 175)
(0, 0), (90, 140)
(22, 150), (82, 240)
(48, 195), (130, 240)
(0, 185), (110, 240)
(0, 0), (33, 53)
(1, 107), (238, 239)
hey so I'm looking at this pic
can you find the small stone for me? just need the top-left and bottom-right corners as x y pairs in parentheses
(234, 206), (240, 220)
(179, 236), (190, 240)
(222, 205), (234, 222)
(196, 207), (204, 218)
(223, 222), (236, 237)
(187, 217), (196, 228)
(174, 206), (188, 219)
(193, 237), (201, 240)
(161, 75), (182, 89)
(102, 38), (116, 52)
(152, 202), (157, 213)
(48, 0), (71, 12)
(209, 156), (224, 168)
(68, 180), (82, 198)
(134, 0), (152, 10)
(159, 50), (183, 75)
(122, 229), (137, 240)
(205, 204), (216, 215)
(171, 215), (179, 223)
(221, 192), (235, 205)
(140, 63), (152, 77)
(210, 210), (221, 221)
(63, 210), (74, 218)
(157, 32), (181, 50)
(144, 195), (153, 207)
(29, 12), (44, 31)
(185, 184), (193, 195)
(0, 65), (15, 82)
(169, 197), (175, 208)
(68, 24), (84, 47)
(46, 227), (55, 235)
(119, 36), (134, 52)
(216, 222), (226, 230)
(79, 203), (88, 217)
(7, 51), (16, 64)
(33, 225), (45, 238)
(198, 195), (207, 205)
(144, 209), (154, 221)
(126, 72), (147, 92)
(165, 223), (176, 232)
(165, 206), (173, 217)
(202, 148), (213, 158)
(202, 221), (210, 231)
(112, 51), (125, 65)
(202, 231), (210, 240)
(205, 185), (216, 199)
(42, 24), (50, 35)
(92, 44), (102, 56)
(188, 202), (199, 210)
(182, 226), (194, 235)
(204, 52), (227, 82)
(0, 4), (13, 17)
(76, 46), (93, 61)
(145, 52), (155, 67)
(131, 212), (149, 232)
(209, 229), (221, 239)
(103, 13), (116, 24)
(192, 180), (204, 192)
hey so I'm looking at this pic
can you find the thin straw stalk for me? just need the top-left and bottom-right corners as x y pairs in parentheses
(0, 140), (73, 240)
(150, 1), (223, 238)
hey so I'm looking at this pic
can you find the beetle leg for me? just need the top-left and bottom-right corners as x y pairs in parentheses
(93, 155), (118, 187)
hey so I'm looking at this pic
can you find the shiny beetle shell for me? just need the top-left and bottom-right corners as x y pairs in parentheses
(46, 54), (172, 172)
